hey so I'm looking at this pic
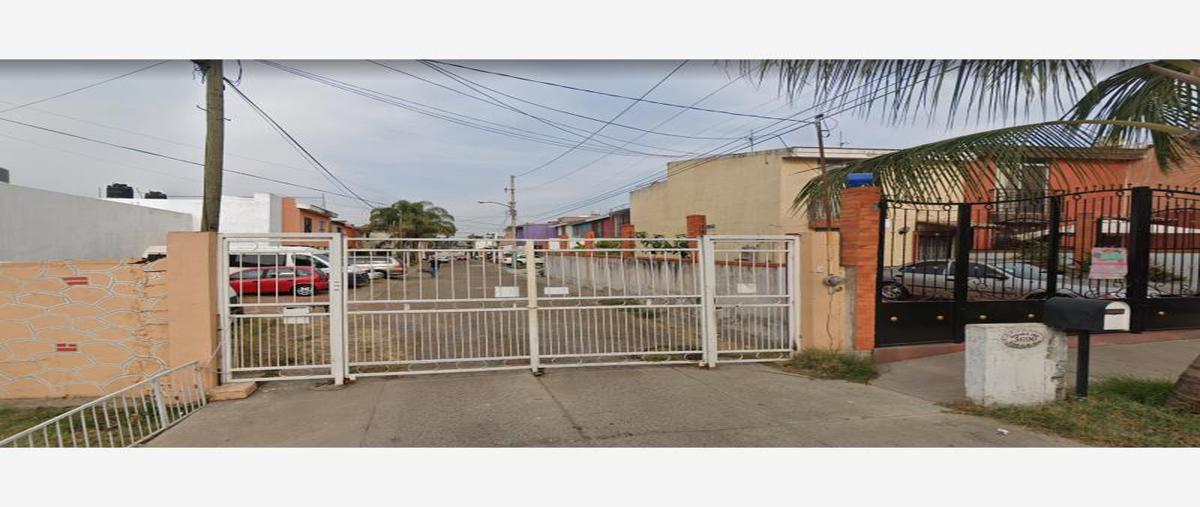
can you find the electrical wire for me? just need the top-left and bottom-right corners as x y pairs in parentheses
(0, 61), (170, 115)
(499, 60), (687, 178)
(222, 78), (377, 210)
(260, 60), (687, 158)
(427, 60), (814, 123)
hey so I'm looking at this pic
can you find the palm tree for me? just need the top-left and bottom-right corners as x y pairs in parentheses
(752, 59), (1200, 410)
(367, 199), (457, 238)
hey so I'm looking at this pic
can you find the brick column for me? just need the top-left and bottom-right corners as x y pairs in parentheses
(838, 186), (883, 351)
(620, 224), (636, 258)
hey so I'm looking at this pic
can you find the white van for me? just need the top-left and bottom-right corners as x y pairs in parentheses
(143, 244), (370, 287)
(225, 244), (369, 286)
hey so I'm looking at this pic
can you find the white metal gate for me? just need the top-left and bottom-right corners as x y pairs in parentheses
(218, 234), (798, 382)
(219, 233), (345, 383)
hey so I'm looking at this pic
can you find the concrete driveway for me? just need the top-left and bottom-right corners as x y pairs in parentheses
(149, 364), (1077, 447)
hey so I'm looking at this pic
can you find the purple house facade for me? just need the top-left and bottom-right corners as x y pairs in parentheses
(513, 222), (557, 246)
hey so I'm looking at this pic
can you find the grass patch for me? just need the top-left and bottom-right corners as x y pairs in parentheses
(948, 376), (1200, 447)
(0, 405), (73, 442)
(778, 349), (879, 384)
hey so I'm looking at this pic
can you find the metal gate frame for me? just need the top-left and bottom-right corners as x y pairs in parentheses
(218, 233), (345, 385)
(217, 233), (799, 382)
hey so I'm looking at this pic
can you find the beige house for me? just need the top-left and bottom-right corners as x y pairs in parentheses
(629, 146), (894, 352)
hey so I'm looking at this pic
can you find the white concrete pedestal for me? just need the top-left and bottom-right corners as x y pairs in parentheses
(965, 323), (1067, 406)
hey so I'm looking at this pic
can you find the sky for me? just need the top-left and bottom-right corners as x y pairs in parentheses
(0, 60), (1120, 234)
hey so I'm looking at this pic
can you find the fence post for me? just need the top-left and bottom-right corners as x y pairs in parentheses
(151, 377), (171, 430)
(1045, 195), (1062, 297)
(329, 234), (346, 385)
(525, 240), (541, 373)
(1127, 186), (1153, 332)
(953, 203), (973, 342)
(700, 236), (719, 368)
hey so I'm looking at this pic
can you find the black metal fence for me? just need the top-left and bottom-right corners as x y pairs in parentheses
(876, 186), (1200, 347)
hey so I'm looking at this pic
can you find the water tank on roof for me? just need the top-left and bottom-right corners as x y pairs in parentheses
(145, 190), (167, 199)
(0, 167), (9, 183)
(106, 183), (134, 198)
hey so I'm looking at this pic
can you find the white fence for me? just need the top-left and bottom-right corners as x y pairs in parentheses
(217, 234), (800, 382)
(0, 362), (207, 448)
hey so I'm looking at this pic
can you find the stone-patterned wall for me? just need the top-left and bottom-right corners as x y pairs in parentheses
(0, 258), (170, 399)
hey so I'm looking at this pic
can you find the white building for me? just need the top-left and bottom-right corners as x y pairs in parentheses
(0, 182), (192, 261)
(105, 192), (283, 233)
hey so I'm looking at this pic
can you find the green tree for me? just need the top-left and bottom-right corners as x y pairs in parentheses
(753, 59), (1200, 410)
(367, 200), (457, 238)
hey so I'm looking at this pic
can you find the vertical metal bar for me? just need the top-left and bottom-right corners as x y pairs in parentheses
(151, 377), (170, 431)
(525, 241), (541, 373)
(953, 203), (974, 342)
(1045, 195), (1062, 297)
(1127, 186), (1153, 332)
(330, 235), (347, 383)
(787, 236), (801, 352)
(219, 237), (233, 384)
(700, 237), (719, 367)
(1076, 330), (1092, 401)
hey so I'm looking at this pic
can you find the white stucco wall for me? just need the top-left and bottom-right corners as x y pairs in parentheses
(105, 192), (282, 233)
(0, 183), (193, 261)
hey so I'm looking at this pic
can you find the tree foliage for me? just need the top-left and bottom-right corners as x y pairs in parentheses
(367, 200), (457, 238)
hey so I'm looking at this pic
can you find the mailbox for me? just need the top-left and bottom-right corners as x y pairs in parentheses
(1043, 297), (1131, 332)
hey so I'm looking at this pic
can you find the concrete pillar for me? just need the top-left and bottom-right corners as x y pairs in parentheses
(584, 230), (596, 257)
(166, 231), (220, 389)
(838, 186), (883, 351)
(965, 323), (1068, 405)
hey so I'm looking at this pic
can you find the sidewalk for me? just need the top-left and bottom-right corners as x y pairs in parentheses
(148, 364), (1078, 447)
(874, 337), (1200, 404)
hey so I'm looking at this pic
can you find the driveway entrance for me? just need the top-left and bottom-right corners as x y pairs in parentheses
(148, 364), (1076, 447)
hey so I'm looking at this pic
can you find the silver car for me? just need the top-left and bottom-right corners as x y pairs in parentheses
(881, 260), (1096, 301)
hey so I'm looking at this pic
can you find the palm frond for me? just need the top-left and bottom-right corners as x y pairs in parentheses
(745, 60), (1097, 125)
(1068, 60), (1200, 167)
(793, 120), (1196, 211)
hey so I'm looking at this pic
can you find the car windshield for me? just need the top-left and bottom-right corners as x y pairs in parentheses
(997, 262), (1047, 280)
(313, 254), (332, 267)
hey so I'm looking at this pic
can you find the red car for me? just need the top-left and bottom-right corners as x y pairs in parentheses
(229, 266), (328, 296)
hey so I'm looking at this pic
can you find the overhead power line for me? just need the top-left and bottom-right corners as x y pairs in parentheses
(392, 60), (742, 142)
(222, 78), (376, 210)
(525, 71), (745, 190)
(0, 115), (385, 206)
(497, 60), (688, 178)
(259, 60), (689, 158)
(527, 65), (961, 220)
(0, 61), (170, 115)
(428, 60), (812, 123)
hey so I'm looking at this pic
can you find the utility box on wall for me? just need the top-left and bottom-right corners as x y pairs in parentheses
(965, 323), (1068, 406)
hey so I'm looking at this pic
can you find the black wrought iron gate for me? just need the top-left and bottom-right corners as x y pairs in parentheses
(876, 186), (1200, 347)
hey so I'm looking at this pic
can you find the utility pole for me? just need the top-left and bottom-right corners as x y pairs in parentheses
(506, 174), (518, 239)
(748, 130), (755, 151)
(198, 60), (225, 232)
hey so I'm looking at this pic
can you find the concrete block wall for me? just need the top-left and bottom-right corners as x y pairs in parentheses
(0, 258), (170, 398)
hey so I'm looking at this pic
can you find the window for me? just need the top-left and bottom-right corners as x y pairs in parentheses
(273, 268), (297, 278)
(231, 269), (261, 280)
(230, 254), (285, 268)
(304, 217), (313, 232)
(900, 261), (948, 274)
(967, 263), (1007, 279)
(294, 255), (312, 267)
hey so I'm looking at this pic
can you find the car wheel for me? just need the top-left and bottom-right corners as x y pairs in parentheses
(295, 284), (315, 297)
(880, 282), (909, 301)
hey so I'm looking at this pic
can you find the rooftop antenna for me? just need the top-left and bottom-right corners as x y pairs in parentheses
(838, 131), (847, 148)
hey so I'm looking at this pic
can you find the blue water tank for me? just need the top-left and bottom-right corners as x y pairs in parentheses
(846, 173), (876, 188)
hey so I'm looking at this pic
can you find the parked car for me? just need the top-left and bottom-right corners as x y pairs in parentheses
(227, 249), (369, 287)
(228, 266), (329, 296)
(434, 252), (454, 263)
(347, 255), (406, 279)
(880, 259), (1092, 301)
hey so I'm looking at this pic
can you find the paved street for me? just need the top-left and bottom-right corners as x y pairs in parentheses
(148, 363), (1077, 447)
